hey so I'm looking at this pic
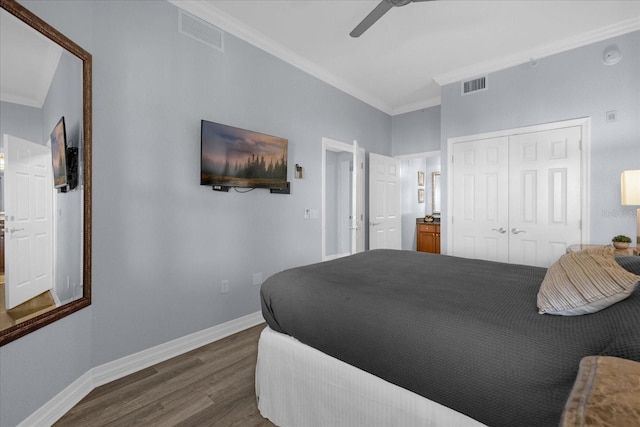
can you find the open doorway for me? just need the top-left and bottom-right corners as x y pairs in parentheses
(397, 151), (441, 251)
(322, 138), (364, 261)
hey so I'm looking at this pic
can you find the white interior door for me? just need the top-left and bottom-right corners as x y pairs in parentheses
(451, 137), (510, 262)
(508, 126), (582, 267)
(369, 153), (401, 250)
(4, 134), (54, 309)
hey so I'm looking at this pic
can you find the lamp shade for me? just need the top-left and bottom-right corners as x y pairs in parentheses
(621, 170), (640, 205)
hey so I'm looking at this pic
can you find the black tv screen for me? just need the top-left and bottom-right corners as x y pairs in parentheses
(50, 116), (68, 188)
(201, 120), (288, 189)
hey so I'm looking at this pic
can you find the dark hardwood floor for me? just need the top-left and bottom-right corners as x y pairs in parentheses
(55, 324), (277, 427)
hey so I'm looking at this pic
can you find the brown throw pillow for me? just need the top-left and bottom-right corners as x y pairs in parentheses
(561, 356), (640, 427)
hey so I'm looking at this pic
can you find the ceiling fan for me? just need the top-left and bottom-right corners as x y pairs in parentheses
(350, 0), (434, 38)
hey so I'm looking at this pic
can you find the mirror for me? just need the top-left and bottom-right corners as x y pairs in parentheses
(432, 171), (441, 215)
(0, 0), (91, 346)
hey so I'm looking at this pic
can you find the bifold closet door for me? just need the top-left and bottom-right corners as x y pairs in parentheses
(508, 126), (582, 267)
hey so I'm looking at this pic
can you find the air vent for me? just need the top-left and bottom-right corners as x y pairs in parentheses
(179, 10), (224, 52)
(462, 76), (487, 95)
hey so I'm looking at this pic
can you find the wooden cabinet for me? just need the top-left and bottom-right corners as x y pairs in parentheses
(417, 223), (440, 254)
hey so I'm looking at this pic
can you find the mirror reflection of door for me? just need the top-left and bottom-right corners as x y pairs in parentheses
(3, 135), (54, 308)
(322, 138), (364, 261)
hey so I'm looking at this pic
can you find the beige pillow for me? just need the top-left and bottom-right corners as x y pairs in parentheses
(560, 356), (640, 427)
(537, 246), (640, 316)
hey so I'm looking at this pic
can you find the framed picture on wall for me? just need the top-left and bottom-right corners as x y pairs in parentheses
(418, 188), (425, 203)
(418, 171), (425, 186)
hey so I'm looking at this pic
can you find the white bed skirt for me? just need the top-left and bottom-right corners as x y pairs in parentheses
(255, 326), (486, 427)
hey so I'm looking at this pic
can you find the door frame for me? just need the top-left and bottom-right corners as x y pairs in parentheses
(321, 137), (364, 261)
(445, 117), (591, 255)
(395, 150), (441, 251)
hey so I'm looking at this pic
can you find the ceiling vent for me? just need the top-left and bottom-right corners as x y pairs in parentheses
(179, 10), (224, 52)
(462, 76), (487, 96)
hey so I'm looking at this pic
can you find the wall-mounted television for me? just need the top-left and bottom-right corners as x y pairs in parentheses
(51, 116), (68, 189)
(201, 120), (289, 191)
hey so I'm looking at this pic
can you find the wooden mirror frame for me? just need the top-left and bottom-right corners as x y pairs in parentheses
(0, 0), (92, 346)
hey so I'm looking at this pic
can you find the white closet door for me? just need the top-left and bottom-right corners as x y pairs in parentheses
(451, 126), (583, 267)
(452, 137), (510, 262)
(508, 126), (582, 267)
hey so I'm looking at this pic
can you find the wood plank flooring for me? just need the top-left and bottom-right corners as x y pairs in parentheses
(55, 324), (277, 427)
(0, 280), (58, 331)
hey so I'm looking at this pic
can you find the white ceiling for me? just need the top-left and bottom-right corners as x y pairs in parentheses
(173, 0), (640, 115)
(0, 8), (63, 109)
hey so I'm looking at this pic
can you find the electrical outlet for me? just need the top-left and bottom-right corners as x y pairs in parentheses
(221, 280), (229, 294)
(253, 273), (263, 286)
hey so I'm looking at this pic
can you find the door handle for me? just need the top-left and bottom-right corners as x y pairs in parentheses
(511, 228), (526, 234)
(370, 222), (381, 227)
(9, 227), (24, 234)
(491, 227), (507, 234)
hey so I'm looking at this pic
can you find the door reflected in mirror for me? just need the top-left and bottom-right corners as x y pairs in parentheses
(0, 0), (91, 346)
(432, 171), (441, 215)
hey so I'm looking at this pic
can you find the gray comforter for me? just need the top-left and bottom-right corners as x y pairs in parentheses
(260, 249), (640, 426)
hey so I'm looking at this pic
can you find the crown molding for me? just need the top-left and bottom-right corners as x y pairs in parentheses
(170, 2), (638, 115)
(433, 17), (640, 86)
(392, 96), (441, 116)
(168, 0), (394, 115)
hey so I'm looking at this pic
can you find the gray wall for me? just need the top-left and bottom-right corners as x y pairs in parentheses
(325, 150), (353, 257)
(440, 31), (640, 253)
(0, 1), (391, 425)
(0, 102), (43, 146)
(391, 105), (441, 156)
(43, 50), (85, 304)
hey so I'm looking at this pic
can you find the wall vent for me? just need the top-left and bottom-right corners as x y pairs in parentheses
(462, 76), (487, 95)
(179, 10), (224, 52)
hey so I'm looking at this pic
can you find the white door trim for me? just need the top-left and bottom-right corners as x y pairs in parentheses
(446, 117), (591, 255)
(322, 137), (364, 261)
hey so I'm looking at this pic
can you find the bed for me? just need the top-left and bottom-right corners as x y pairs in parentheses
(256, 249), (640, 426)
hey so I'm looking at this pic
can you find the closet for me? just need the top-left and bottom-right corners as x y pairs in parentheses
(450, 122), (586, 268)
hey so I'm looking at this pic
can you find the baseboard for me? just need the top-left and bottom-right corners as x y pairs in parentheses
(18, 311), (264, 427)
(91, 311), (264, 388)
(18, 371), (94, 427)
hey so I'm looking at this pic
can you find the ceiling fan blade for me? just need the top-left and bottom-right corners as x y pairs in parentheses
(350, 1), (394, 38)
